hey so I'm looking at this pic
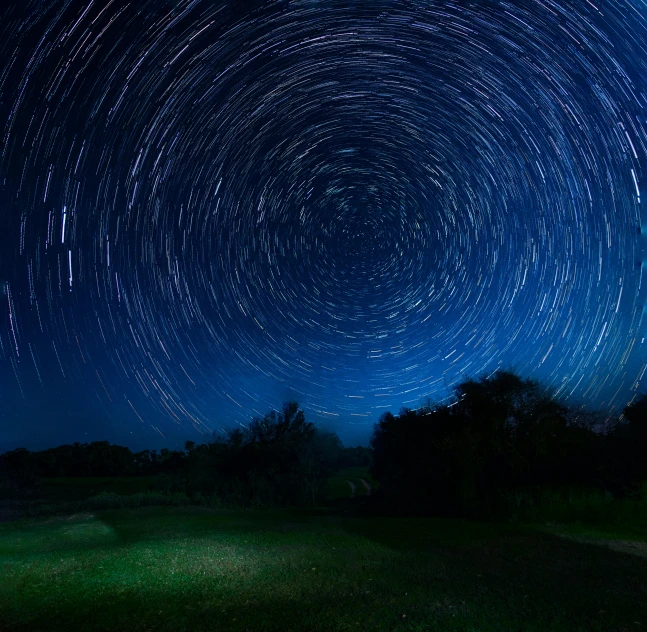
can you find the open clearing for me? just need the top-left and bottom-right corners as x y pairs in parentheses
(1, 505), (646, 632)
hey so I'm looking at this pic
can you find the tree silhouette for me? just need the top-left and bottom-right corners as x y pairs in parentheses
(369, 370), (605, 518)
(177, 402), (342, 507)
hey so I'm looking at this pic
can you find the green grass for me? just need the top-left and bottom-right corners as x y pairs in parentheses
(1, 505), (646, 631)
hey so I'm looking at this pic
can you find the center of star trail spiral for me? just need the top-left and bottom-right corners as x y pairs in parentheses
(0, 0), (646, 446)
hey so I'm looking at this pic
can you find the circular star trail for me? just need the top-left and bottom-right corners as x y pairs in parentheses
(1, 0), (646, 446)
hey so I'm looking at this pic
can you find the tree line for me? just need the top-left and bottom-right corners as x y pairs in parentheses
(369, 371), (647, 518)
(0, 401), (371, 508)
(1, 370), (645, 517)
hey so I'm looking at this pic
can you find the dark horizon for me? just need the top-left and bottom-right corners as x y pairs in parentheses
(0, 408), (373, 456)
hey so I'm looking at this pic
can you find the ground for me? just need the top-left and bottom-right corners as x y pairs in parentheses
(1, 501), (646, 632)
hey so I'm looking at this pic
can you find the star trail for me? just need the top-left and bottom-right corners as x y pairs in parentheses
(1, 0), (646, 450)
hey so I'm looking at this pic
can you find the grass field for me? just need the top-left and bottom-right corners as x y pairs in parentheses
(1, 502), (646, 632)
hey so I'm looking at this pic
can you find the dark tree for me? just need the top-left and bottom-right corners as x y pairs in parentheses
(178, 402), (343, 508)
(622, 393), (647, 435)
(600, 393), (647, 498)
(369, 370), (605, 518)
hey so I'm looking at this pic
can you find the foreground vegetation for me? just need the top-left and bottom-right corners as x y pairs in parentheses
(1, 504), (646, 632)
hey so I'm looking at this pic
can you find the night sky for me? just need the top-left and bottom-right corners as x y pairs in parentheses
(1, 0), (646, 453)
